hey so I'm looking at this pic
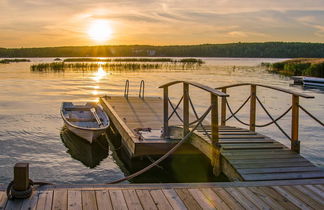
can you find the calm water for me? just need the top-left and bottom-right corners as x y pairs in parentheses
(0, 57), (324, 184)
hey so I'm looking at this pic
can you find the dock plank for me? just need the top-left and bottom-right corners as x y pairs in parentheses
(36, 191), (53, 210)
(0, 192), (7, 210)
(122, 190), (143, 210)
(187, 189), (214, 210)
(96, 190), (113, 210)
(109, 190), (128, 210)
(162, 189), (187, 210)
(224, 187), (258, 210)
(175, 189), (202, 210)
(81, 191), (97, 210)
(20, 191), (39, 210)
(149, 190), (172, 210)
(212, 187), (244, 209)
(136, 190), (157, 210)
(199, 188), (230, 210)
(53, 190), (67, 210)
(272, 186), (312, 210)
(67, 191), (82, 210)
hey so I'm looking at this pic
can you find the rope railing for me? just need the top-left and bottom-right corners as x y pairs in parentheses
(299, 105), (324, 127)
(256, 96), (292, 140)
(225, 96), (251, 122)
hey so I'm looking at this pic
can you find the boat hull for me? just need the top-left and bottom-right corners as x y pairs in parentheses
(64, 123), (106, 143)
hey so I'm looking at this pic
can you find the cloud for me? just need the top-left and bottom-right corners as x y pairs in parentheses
(0, 0), (324, 47)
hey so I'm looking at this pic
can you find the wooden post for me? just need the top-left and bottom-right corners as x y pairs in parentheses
(14, 163), (29, 191)
(250, 84), (257, 131)
(183, 83), (190, 137)
(221, 88), (227, 126)
(291, 95), (300, 153)
(211, 94), (221, 176)
(163, 87), (169, 138)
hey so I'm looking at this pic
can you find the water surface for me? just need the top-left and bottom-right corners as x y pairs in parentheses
(0, 57), (323, 184)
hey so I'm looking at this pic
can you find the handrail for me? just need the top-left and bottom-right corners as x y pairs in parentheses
(216, 83), (314, 98)
(160, 81), (229, 97)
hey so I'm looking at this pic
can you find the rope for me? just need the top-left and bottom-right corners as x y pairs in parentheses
(168, 97), (184, 122)
(299, 105), (324, 127)
(225, 96), (251, 121)
(106, 105), (213, 184)
(255, 106), (292, 127)
(188, 96), (211, 139)
(6, 179), (53, 200)
(226, 100), (250, 126)
(256, 96), (292, 140)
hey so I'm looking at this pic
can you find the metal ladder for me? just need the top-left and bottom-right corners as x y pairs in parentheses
(124, 80), (145, 99)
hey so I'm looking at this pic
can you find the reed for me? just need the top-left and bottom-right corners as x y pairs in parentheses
(266, 58), (324, 78)
(0, 59), (30, 64)
(30, 61), (203, 72)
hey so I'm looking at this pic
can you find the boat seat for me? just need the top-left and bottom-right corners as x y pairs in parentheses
(68, 118), (96, 122)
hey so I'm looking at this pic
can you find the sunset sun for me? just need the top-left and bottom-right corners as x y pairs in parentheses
(87, 20), (113, 42)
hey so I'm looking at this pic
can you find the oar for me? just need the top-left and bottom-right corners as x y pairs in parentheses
(90, 108), (103, 127)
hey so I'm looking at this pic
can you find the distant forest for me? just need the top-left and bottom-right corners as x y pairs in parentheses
(1, 42), (324, 58)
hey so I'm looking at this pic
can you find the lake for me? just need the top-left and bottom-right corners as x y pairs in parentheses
(0, 57), (323, 184)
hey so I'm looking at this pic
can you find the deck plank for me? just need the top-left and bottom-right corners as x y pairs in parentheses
(248, 187), (285, 210)
(109, 190), (128, 210)
(36, 191), (53, 210)
(256, 187), (298, 209)
(96, 190), (113, 210)
(236, 187), (271, 210)
(212, 187), (244, 210)
(52, 190), (67, 210)
(224, 187), (258, 210)
(21, 191), (39, 210)
(294, 185), (324, 205)
(162, 189), (187, 210)
(175, 189), (202, 210)
(187, 189), (214, 210)
(199, 188), (230, 210)
(242, 171), (324, 181)
(272, 186), (312, 210)
(149, 190), (172, 210)
(82, 191), (98, 210)
(136, 190), (157, 210)
(0, 192), (7, 210)
(122, 190), (143, 210)
(282, 186), (323, 209)
(67, 191), (82, 210)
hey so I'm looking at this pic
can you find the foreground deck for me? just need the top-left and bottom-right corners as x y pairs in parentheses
(100, 96), (324, 182)
(1, 180), (324, 209)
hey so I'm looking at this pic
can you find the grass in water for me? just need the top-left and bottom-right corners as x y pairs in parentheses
(0, 59), (30, 64)
(31, 61), (203, 72)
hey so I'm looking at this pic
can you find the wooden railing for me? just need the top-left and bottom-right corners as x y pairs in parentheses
(216, 83), (314, 153)
(159, 81), (229, 175)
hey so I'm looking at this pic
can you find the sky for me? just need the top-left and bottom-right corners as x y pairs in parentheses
(0, 0), (324, 47)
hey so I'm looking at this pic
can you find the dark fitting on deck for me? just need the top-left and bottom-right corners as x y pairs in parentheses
(6, 163), (32, 199)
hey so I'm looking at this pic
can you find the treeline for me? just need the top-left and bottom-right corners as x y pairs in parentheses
(1, 42), (324, 58)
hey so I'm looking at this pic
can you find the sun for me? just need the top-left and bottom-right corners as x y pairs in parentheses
(87, 20), (113, 42)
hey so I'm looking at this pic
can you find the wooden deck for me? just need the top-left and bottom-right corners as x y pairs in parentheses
(1, 180), (324, 209)
(100, 96), (324, 182)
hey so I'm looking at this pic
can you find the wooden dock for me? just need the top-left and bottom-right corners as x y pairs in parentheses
(1, 180), (324, 209)
(100, 81), (324, 182)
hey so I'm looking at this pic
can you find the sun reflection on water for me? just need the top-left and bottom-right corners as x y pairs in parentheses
(92, 66), (107, 82)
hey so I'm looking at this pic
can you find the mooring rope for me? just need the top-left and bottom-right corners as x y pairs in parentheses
(106, 105), (213, 184)
(299, 105), (324, 127)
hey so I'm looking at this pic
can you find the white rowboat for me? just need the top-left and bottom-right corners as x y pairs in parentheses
(60, 102), (110, 143)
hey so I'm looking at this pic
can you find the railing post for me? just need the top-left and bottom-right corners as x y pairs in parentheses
(291, 95), (300, 153)
(221, 88), (227, 126)
(250, 84), (257, 131)
(211, 94), (221, 176)
(183, 83), (190, 137)
(163, 87), (169, 138)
